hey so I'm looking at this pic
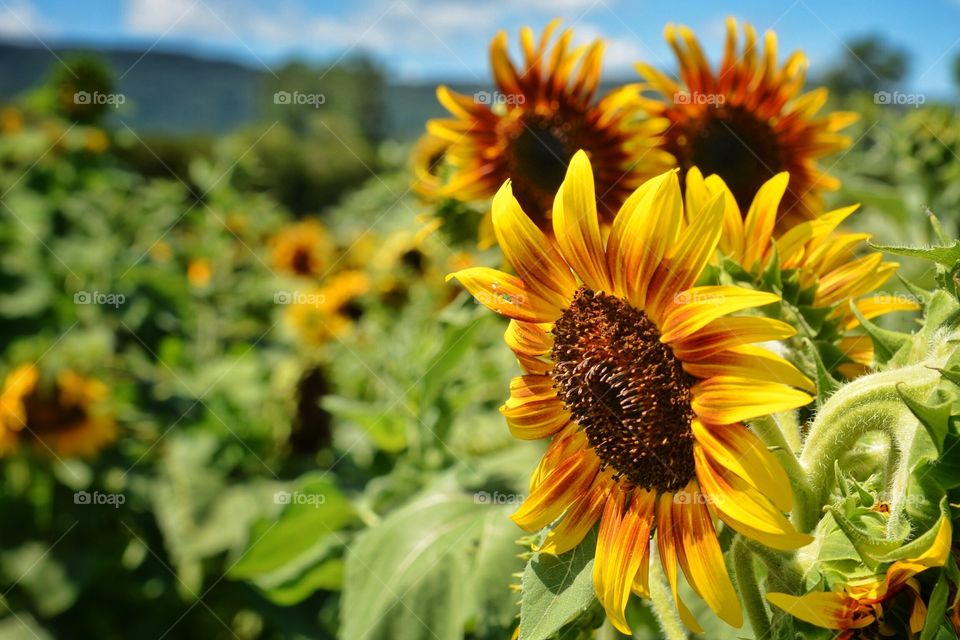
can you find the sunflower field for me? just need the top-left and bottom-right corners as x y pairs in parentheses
(2, 11), (960, 640)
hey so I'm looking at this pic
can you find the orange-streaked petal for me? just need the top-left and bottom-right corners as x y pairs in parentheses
(767, 591), (865, 630)
(447, 267), (561, 322)
(540, 473), (613, 555)
(656, 492), (704, 633)
(553, 150), (611, 292)
(492, 182), (575, 309)
(692, 376), (811, 424)
(682, 344), (815, 393)
(660, 287), (781, 343)
(671, 316), (796, 360)
(512, 448), (600, 531)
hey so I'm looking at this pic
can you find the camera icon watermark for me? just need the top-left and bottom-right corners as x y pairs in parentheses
(273, 291), (326, 306)
(73, 91), (126, 108)
(473, 91), (525, 106)
(74, 490), (126, 508)
(74, 290), (125, 308)
(672, 490), (723, 505)
(674, 91), (725, 106)
(874, 91), (925, 108)
(273, 90), (326, 108)
(273, 490), (326, 507)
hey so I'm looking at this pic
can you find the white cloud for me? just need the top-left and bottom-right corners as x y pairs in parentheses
(0, 0), (48, 38)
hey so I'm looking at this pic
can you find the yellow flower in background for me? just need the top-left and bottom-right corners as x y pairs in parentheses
(636, 18), (856, 229)
(187, 258), (213, 288)
(427, 20), (671, 230)
(449, 151), (813, 633)
(769, 517), (952, 638)
(410, 133), (451, 199)
(1, 107), (24, 134)
(270, 219), (336, 278)
(685, 169), (918, 378)
(0, 364), (116, 458)
(286, 271), (369, 346)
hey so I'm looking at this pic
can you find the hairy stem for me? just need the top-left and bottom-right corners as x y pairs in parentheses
(732, 537), (771, 640)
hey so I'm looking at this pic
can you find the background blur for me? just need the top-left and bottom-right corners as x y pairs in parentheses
(0, 1), (959, 639)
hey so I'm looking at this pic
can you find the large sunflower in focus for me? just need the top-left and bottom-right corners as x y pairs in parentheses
(427, 20), (671, 230)
(0, 364), (116, 458)
(449, 151), (813, 632)
(637, 18), (856, 229)
(685, 168), (918, 378)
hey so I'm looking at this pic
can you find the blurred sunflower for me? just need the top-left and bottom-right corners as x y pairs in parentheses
(0, 364), (116, 458)
(685, 168), (917, 378)
(286, 271), (369, 346)
(270, 219), (335, 278)
(636, 18), (856, 229)
(769, 517), (952, 638)
(449, 152), (813, 632)
(427, 20), (671, 230)
(410, 133), (451, 198)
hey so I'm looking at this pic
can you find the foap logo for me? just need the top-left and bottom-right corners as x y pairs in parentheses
(74, 490), (126, 508)
(273, 91), (326, 108)
(474, 491), (524, 505)
(74, 291), (125, 308)
(874, 90), (925, 108)
(274, 490), (326, 507)
(672, 490), (721, 505)
(473, 90), (525, 106)
(674, 91), (725, 106)
(274, 291), (326, 306)
(73, 91), (126, 107)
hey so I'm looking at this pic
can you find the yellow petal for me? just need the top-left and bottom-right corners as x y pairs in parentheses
(767, 591), (863, 630)
(594, 488), (656, 634)
(671, 316), (796, 360)
(512, 448), (599, 531)
(682, 344), (815, 393)
(674, 490), (743, 628)
(553, 150), (611, 292)
(694, 446), (812, 550)
(492, 182), (575, 310)
(540, 474), (613, 555)
(606, 171), (682, 306)
(659, 287), (781, 343)
(741, 172), (789, 269)
(692, 376), (812, 424)
(691, 419), (793, 512)
(656, 492), (704, 633)
(447, 267), (561, 322)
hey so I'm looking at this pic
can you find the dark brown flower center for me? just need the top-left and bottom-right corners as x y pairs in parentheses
(551, 287), (696, 493)
(671, 104), (783, 214)
(505, 113), (574, 219)
(22, 389), (88, 436)
(291, 246), (314, 276)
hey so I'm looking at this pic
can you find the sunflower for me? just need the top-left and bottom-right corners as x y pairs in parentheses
(0, 364), (116, 458)
(270, 220), (335, 278)
(410, 133), (451, 199)
(448, 151), (814, 632)
(286, 270), (369, 346)
(427, 20), (671, 230)
(636, 18), (857, 230)
(769, 516), (952, 638)
(685, 168), (917, 378)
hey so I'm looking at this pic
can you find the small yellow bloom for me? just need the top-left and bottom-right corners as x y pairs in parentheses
(187, 258), (213, 288)
(270, 220), (335, 278)
(769, 517), (952, 638)
(286, 271), (369, 346)
(0, 364), (116, 458)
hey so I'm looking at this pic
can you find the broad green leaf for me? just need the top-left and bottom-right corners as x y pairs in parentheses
(341, 493), (512, 640)
(872, 240), (960, 268)
(920, 573), (950, 640)
(322, 395), (408, 452)
(519, 529), (597, 640)
(230, 475), (357, 579)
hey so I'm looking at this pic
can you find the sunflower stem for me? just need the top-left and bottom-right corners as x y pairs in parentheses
(647, 558), (689, 640)
(795, 364), (939, 533)
(732, 537), (772, 640)
(750, 414), (815, 519)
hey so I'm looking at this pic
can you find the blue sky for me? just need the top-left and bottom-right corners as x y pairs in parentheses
(2, 0), (959, 94)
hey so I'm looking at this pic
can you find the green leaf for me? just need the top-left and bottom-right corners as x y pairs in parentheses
(421, 319), (479, 405)
(897, 384), (953, 452)
(871, 240), (960, 268)
(808, 340), (842, 406)
(519, 529), (598, 640)
(341, 493), (515, 640)
(849, 301), (910, 363)
(230, 475), (357, 579)
(322, 395), (408, 452)
(920, 573), (950, 640)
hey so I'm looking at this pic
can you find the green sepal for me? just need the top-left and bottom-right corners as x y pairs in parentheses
(896, 382), (953, 453)
(849, 300), (911, 364)
(870, 240), (960, 269)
